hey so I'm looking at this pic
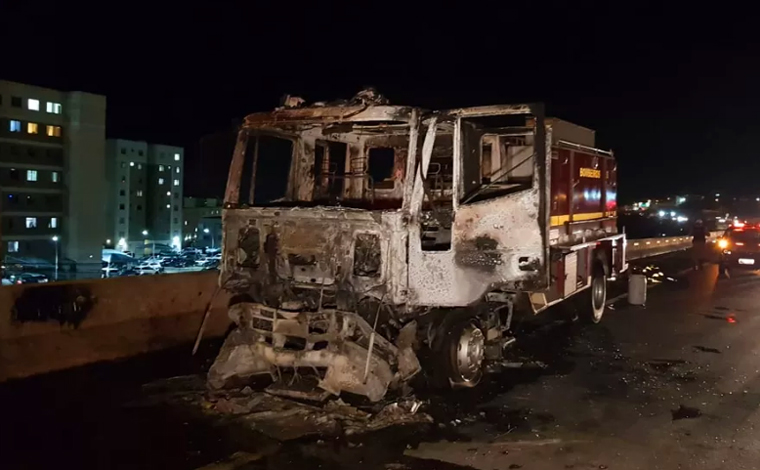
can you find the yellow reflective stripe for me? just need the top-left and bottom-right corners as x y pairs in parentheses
(550, 212), (608, 226)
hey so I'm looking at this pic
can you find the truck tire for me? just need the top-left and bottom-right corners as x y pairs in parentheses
(443, 319), (485, 387)
(587, 267), (607, 323)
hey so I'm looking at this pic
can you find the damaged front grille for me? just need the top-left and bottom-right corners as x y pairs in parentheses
(210, 302), (421, 402)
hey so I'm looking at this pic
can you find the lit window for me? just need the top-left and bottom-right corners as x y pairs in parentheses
(176, 167), (180, 174)
(158, 178), (164, 185)
(166, 191), (171, 196)
(26, 170), (38, 181)
(136, 190), (143, 197)
(159, 165), (164, 172)
(46, 102), (62, 114)
(166, 204), (171, 209)
(25, 217), (37, 228)
(137, 164), (142, 170)
(9, 120), (21, 132)
(49, 217), (58, 228)
(174, 153), (180, 161)
(27, 122), (39, 134)
(8, 241), (19, 253)
(173, 179), (180, 186)
(130, 162), (135, 167)
(52, 172), (59, 183)
(46, 125), (62, 137)
(184, 220), (187, 226)
(27, 99), (39, 111)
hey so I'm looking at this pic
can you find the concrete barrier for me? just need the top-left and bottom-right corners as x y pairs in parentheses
(625, 231), (722, 260)
(0, 271), (230, 382)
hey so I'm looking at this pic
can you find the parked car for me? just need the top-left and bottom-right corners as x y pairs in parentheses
(101, 266), (120, 278)
(11, 273), (50, 284)
(136, 260), (164, 275)
(202, 260), (220, 271)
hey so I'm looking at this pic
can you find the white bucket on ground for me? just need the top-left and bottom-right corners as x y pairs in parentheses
(628, 274), (647, 306)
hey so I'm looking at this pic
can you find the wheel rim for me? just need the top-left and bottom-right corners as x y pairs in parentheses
(592, 275), (606, 320)
(453, 323), (485, 383)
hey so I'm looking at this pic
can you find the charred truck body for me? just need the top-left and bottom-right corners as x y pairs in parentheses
(210, 91), (626, 402)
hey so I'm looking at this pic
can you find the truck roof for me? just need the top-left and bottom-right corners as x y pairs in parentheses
(241, 89), (541, 132)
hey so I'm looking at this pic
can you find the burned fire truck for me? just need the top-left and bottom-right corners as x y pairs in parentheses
(209, 90), (626, 402)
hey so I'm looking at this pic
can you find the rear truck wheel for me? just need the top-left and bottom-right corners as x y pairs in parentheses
(445, 320), (486, 387)
(587, 267), (607, 323)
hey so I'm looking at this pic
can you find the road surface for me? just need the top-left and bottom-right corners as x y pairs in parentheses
(2, 254), (760, 470)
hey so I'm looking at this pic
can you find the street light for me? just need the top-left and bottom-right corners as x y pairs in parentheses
(142, 230), (155, 255)
(51, 236), (59, 280)
(204, 227), (214, 249)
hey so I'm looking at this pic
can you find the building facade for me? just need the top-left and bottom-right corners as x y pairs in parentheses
(183, 197), (222, 249)
(105, 139), (184, 254)
(0, 80), (106, 267)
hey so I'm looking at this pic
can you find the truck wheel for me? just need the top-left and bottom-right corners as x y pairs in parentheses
(587, 268), (607, 323)
(446, 320), (485, 387)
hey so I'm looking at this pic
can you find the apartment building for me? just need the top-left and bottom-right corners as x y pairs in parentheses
(183, 197), (222, 248)
(0, 80), (106, 266)
(106, 139), (183, 254)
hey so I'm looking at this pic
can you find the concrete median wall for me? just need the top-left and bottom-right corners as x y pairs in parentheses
(625, 231), (721, 260)
(0, 271), (230, 382)
(0, 231), (725, 382)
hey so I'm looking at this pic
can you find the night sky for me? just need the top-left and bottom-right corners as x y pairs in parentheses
(1, 3), (757, 201)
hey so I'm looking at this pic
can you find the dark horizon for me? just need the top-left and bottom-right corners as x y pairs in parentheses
(2, 3), (758, 201)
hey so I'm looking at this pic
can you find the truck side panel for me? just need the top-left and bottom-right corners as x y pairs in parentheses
(571, 150), (605, 220)
(550, 148), (571, 226)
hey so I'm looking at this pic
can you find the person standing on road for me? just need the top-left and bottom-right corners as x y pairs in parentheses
(691, 219), (707, 269)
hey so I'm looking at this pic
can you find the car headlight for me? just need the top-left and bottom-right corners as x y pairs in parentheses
(718, 239), (729, 249)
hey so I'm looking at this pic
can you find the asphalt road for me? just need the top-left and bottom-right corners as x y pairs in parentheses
(3, 253), (760, 470)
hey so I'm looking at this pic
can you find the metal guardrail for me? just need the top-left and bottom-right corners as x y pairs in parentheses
(625, 231), (721, 260)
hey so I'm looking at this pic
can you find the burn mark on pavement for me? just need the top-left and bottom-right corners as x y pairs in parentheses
(671, 404), (702, 421)
(693, 345), (721, 354)
(646, 359), (687, 372)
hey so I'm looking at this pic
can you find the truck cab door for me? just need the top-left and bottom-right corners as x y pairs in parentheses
(406, 105), (550, 307)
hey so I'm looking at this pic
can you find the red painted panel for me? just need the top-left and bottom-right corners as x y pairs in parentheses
(572, 151), (605, 216)
(605, 157), (618, 213)
(550, 148), (571, 217)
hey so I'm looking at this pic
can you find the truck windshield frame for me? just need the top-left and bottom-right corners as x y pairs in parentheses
(225, 121), (419, 210)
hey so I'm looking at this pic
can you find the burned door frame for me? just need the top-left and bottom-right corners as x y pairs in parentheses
(406, 104), (551, 307)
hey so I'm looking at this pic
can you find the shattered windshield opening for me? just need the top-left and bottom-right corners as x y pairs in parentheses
(242, 125), (411, 210)
(243, 134), (293, 206)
